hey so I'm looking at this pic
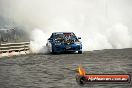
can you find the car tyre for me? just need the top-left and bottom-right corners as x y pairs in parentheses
(51, 48), (55, 54)
(78, 51), (82, 54)
(51, 45), (57, 54)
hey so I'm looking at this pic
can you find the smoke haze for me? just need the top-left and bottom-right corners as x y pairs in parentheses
(0, 0), (132, 51)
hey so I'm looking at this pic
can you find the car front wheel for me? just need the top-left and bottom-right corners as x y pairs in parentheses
(78, 51), (82, 54)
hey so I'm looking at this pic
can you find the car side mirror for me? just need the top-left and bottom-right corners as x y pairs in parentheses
(48, 38), (53, 42)
(78, 37), (81, 39)
(48, 38), (53, 40)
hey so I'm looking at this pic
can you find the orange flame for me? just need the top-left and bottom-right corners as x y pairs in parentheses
(78, 65), (86, 76)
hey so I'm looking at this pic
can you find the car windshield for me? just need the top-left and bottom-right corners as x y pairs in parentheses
(54, 33), (78, 41)
(54, 34), (64, 39)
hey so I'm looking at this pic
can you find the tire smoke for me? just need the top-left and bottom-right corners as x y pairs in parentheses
(29, 29), (48, 53)
(1, 0), (132, 52)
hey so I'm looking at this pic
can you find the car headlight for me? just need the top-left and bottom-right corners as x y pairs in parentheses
(75, 42), (81, 45)
(55, 43), (61, 45)
(55, 41), (62, 45)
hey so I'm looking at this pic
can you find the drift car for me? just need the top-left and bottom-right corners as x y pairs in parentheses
(46, 32), (82, 54)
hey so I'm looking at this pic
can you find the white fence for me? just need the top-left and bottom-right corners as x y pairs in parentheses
(0, 42), (30, 58)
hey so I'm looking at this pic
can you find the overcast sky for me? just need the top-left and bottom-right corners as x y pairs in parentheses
(0, 0), (131, 28)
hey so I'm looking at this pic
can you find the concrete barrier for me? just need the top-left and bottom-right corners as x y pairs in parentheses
(0, 42), (30, 58)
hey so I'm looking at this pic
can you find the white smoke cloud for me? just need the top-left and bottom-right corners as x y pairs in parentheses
(106, 23), (132, 49)
(1, 0), (132, 52)
(30, 29), (48, 53)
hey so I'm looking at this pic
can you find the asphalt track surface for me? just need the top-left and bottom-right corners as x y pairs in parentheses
(0, 49), (132, 88)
